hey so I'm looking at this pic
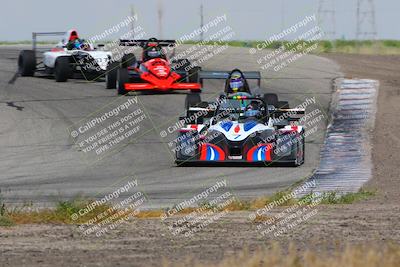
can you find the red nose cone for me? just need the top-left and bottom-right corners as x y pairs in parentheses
(153, 65), (169, 78)
(234, 125), (240, 133)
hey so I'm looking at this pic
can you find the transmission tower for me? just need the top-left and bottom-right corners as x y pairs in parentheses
(356, 0), (377, 40)
(318, 0), (336, 40)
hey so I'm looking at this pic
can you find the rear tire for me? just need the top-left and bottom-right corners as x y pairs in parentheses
(117, 68), (129, 95)
(264, 93), (279, 107)
(54, 57), (72, 82)
(185, 93), (202, 109)
(106, 61), (119, 89)
(121, 53), (137, 68)
(172, 58), (191, 71)
(292, 134), (305, 166)
(18, 50), (36, 76)
(188, 66), (201, 83)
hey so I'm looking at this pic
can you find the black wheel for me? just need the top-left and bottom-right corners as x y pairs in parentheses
(18, 50), (36, 76)
(105, 61), (119, 89)
(117, 68), (129, 95)
(121, 53), (137, 68)
(185, 93), (202, 109)
(188, 66), (201, 83)
(277, 101), (289, 109)
(301, 133), (305, 164)
(54, 57), (72, 82)
(263, 93), (279, 107)
(293, 133), (305, 166)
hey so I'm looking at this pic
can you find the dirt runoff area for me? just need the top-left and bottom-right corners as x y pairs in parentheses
(0, 54), (399, 267)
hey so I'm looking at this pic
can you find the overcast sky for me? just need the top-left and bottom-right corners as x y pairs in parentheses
(1, 0), (398, 41)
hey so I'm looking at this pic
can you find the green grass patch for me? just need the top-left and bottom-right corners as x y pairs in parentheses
(184, 39), (400, 55)
(0, 186), (376, 226)
(319, 189), (375, 204)
(298, 189), (376, 205)
(0, 199), (114, 225)
(0, 216), (15, 227)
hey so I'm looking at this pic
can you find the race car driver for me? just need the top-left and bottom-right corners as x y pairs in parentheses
(66, 38), (91, 50)
(142, 45), (166, 62)
(225, 71), (250, 94)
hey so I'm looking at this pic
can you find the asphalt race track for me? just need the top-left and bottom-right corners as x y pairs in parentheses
(0, 45), (341, 208)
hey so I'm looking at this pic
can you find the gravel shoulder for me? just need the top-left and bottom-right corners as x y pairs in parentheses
(0, 53), (399, 267)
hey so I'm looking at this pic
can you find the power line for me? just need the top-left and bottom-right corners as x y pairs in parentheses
(158, 0), (163, 39)
(200, 3), (204, 41)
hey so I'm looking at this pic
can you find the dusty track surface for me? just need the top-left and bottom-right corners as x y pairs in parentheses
(0, 45), (339, 207)
(1, 52), (399, 267)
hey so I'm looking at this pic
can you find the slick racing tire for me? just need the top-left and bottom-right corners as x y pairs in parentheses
(291, 132), (305, 167)
(188, 66), (201, 83)
(121, 53), (137, 68)
(185, 93), (202, 110)
(263, 93), (279, 107)
(54, 57), (72, 82)
(117, 68), (129, 95)
(18, 50), (36, 76)
(172, 58), (191, 72)
(277, 101), (289, 109)
(106, 61), (119, 89)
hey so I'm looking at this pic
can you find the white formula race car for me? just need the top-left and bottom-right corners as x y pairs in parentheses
(18, 29), (112, 82)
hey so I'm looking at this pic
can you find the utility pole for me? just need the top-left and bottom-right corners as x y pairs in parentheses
(281, 0), (285, 33)
(356, 0), (377, 40)
(158, 0), (163, 39)
(318, 0), (336, 40)
(200, 2), (204, 41)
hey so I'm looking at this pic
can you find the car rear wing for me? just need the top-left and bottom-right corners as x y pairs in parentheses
(119, 39), (176, 47)
(270, 108), (305, 121)
(32, 32), (66, 52)
(223, 95), (305, 121)
(182, 106), (216, 125)
(198, 71), (261, 87)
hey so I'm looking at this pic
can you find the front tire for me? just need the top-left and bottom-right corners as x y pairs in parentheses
(18, 50), (36, 76)
(292, 133), (305, 167)
(277, 101), (289, 109)
(264, 93), (279, 107)
(54, 57), (72, 82)
(121, 53), (137, 68)
(117, 68), (129, 95)
(185, 93), (202, 109)
(106, 61), (119, 89)
(188, 66), (201, 83)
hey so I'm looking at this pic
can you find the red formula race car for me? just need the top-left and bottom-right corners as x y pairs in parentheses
(106, 38), (202, 95)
